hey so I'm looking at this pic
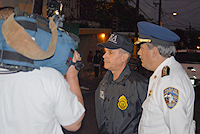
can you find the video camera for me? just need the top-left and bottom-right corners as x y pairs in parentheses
(47, 0), (64, 28)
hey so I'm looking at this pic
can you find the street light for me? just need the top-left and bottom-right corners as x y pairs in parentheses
(172, 12), (178, 16)
(101, 33), (105, 38)
(99, 33), (106, 43)
(162, 12), (178, 18)
(159, 12), (178, 26)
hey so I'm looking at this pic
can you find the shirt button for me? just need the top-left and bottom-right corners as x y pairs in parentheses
(154, 75), (157, 79)
(107, 99), (110, 101)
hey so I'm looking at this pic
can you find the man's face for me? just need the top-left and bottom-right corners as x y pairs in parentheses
(137, 43), (154, 71)
(103, 48), (125, 71)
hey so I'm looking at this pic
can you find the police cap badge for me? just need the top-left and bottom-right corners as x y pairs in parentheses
(97, 32), (134, 53)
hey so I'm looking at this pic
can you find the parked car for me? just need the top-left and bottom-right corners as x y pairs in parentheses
(175, 49), (200, 87)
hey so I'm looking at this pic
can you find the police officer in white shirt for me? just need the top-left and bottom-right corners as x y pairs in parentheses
(135, 21), (196, 134)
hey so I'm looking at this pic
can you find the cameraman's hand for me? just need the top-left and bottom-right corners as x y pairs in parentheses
(66, 50), (81, 78)
(65, 50), (85, 129)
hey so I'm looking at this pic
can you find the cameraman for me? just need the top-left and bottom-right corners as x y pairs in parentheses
(0, 50), (85, 134)
(0, 8), (85, 134)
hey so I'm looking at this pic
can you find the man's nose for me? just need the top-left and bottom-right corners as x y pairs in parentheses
(137, 49), (141, 55)
(103, 53), (106, 59)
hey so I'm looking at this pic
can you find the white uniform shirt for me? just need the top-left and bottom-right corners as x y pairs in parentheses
(0, 67), (85, 134)
(139, 56), (195, 134)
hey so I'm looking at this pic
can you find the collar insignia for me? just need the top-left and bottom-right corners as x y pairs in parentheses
(162, 66), (170, 77)
(149, 89), (153, 96)
(164, 87), (179, 109)
(117, 95), (128, 111)
(100, 90), (104, 100)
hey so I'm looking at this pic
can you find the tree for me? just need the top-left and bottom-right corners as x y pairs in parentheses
(174, 28), (200, 49)
(80, 0), (146, 32)
(80, 0), (97, 21)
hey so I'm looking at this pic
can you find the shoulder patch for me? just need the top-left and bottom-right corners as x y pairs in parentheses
(117, 95), (129, 111)
(162, 66), (170, 77)
(163, 87), (179, 109)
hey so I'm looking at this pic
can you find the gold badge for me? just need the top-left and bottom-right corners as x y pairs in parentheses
(118, 95), (128, 111)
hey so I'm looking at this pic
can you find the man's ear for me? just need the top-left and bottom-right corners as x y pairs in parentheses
(152, 46), (158, 57)
(122, 53), (129, 61)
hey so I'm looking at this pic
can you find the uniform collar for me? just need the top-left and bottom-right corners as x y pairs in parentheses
(105, 64), (131, 85)
(151, 56), (175, 78)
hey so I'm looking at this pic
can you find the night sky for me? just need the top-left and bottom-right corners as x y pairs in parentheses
(130, 0), (200, 31)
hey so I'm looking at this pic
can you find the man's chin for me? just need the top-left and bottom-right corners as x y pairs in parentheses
(141, 64), (151, 71)
(103, 64), (109, 70)
(141, 63), (145, 68)
(104, 66), (108, 70)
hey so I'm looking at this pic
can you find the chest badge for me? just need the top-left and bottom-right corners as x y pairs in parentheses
(117, 95), (128, 111)
(164, 87), (179, 109)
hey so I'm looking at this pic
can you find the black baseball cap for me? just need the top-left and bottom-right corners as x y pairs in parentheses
(97, 32), (134, 53)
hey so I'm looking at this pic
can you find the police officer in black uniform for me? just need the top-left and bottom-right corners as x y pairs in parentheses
(95, 33), (148, 134)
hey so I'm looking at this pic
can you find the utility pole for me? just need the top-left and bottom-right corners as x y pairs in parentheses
(135, 0), (139, 38)
(133, 0), (139, 58)
(187, 23), (191, 49)
(153, 0), (162, 26)
(158, 0), (162, 26)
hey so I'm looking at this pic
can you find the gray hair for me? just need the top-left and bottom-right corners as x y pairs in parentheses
(146, 43), (176, 58)
(120, 48), (131, 62)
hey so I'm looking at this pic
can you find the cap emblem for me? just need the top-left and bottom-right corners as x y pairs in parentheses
(108, 34), (117, 44)
(134, 37), (151, 45)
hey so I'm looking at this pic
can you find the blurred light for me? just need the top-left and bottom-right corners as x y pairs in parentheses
(197, 46), (200, 49)
(193, 76), (197, 79)
(191, 79), (195, 85)
(191, 68), (196, 72)
(54, 10), (59, 15)
(172, 12), (178, 16)
(60, 3), (63, 12)
(134, 66), (138, 70)
(101, 33), (105, 38)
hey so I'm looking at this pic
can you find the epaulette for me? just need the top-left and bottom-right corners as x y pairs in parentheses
(162, 66), (170, 77)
